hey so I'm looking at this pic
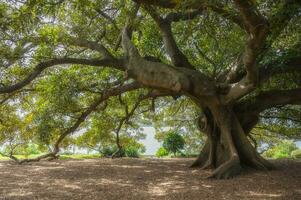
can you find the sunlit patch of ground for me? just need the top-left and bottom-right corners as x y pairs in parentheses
(0, 158), (300, 200)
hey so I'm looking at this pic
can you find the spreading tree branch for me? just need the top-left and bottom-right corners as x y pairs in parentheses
(146, 6), (196, 70)
(236, 88), (301, 116)
(222, 0), (269, 103)
(13, 82), (141, 163)
(0, 57), (125, 94)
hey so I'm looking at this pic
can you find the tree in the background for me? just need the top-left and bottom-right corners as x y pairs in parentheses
(163, 132), (185, 156)
(263, 140), (298, 159)
(153, 98), (205, 155)
(1, 0), (301, 178)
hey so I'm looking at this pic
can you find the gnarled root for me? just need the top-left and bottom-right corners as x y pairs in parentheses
(18, 152), (58, 164)
(190, 141), (210, 168)
(208, 156), (241, 179)
(191, 106), (273, 179)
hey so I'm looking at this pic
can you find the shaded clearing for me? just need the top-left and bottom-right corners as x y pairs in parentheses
(0, 158), (300, 200)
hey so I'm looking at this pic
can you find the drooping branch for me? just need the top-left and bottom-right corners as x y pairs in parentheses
(52, 82), (141, 152)
(13, 82), (141, 163)
(0, 139), (24, 162)
(52, 101), (108, 154)
(112, 95), (143, 158)
(0, 57), (125, 94)
(112, 89), (171, 158)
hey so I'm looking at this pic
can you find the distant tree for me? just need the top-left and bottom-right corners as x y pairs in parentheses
(163, 132), (185, 156)
(263, 140), (298, 159)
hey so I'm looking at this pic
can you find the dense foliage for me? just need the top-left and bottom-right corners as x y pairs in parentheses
(156, 147), (169, 158)
(263, 140), (298, 159)
(0, 0), (300, 178)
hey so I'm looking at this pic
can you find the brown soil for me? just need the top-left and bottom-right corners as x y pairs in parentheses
(0, 158), (300, 200)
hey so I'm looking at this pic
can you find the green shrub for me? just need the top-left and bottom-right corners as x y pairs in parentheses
(156, 147), (169, 157)
(264, 140), (298, 159)
(125, 146), (140, 158)
(273, 152), (289, 159)
(102, 146), (117, 157)
(163, 132), (185, 155)
(25, 144), (42, 155)
(291, 149), (301, 159)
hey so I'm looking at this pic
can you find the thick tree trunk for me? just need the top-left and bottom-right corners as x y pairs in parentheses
(191, 106), (274, 179)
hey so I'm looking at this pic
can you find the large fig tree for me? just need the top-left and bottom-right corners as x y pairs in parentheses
(0, 0), (301, 178)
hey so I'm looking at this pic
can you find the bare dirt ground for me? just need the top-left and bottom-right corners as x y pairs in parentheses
(0, 158), (300, 200)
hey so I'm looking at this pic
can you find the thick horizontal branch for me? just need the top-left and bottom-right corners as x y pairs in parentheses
(234, 87), (301, 134)
(237, 88), (301, 115)
(122, 27), (216, 101)
(0, 57), (125, 94)
(259, 55), (301, 84)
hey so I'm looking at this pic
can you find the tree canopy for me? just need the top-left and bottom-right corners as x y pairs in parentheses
(0, 0), (300, 178)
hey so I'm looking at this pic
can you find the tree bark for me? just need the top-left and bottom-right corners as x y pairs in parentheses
(191, 106), (274, 179)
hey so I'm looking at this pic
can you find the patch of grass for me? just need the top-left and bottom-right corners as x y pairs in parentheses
(59, 154), (100, 160)
(0, 155), (10, 161)
(0, 154), (101, 161)
(14, 154), (45, 159)
(0, 154), (45, 161)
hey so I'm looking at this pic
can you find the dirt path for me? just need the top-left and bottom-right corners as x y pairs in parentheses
(0, 158), (300, 200)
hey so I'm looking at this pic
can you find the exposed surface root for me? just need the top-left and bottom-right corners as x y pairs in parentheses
(208, 156), (241, 179)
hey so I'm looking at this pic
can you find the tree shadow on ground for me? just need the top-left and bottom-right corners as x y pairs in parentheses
(0, 158), (300, 200)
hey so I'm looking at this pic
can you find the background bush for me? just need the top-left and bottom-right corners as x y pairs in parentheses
(263, 140), (298, 159)
(163, 132), (185, 156)
(291, 149), (301, 159)
(156, 147), (169, 157)
(125, 146), (140, 158)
